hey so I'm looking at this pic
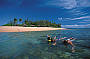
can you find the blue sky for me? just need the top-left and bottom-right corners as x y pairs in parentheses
(0, 0), (90, 28)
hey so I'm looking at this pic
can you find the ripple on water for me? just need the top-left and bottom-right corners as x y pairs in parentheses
(0, 29), (90, 59)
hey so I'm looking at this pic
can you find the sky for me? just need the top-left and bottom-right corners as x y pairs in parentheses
(0, 0), (90, 28)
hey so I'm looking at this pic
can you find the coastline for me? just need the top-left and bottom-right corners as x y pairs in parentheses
(0, 26), (68, 32)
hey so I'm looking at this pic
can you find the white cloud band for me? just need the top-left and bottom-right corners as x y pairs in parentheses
(62, 24), (90, 28)
(45, 0), (90, 9)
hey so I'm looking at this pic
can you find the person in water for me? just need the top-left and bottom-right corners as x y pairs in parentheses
(47, 35), (52, 45)
(52, 36), (57, 45)
(62, 37), (76, 52)
(47, 35), (56, 45)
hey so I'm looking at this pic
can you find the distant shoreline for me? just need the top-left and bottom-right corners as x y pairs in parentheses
(0, 26), (68, 32)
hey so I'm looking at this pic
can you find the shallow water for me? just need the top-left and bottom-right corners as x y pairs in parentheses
(0, 29), (90, 59)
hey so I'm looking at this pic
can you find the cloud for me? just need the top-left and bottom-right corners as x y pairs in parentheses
(70, 9), (88, 16)
(57, 16), (90, 26)
(70, 16), (90, 20)
(57, 17), (63, 20)
(45, 0), (77, 9)
(67, 7), (88, 17)
(45, 0), (90, 9)
(60, 16), (90, 21)
(77, 0), (90, 7)
(62, 24), (90, 28)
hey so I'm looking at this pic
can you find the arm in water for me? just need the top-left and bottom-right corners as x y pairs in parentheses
(52, 36), (57, 45)
(67, 40), (75, 52)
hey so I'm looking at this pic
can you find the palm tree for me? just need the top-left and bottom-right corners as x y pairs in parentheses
(19, 18), (22, 25)
(24, 20), (28, 26)
(57, 24), (61, 28)
(14, 18), (17, 26)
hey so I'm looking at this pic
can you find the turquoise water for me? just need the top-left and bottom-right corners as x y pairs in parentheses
(0, 29), (90, 59)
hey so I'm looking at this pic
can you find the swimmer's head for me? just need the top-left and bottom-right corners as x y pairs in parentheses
(47, 35), (50, 37)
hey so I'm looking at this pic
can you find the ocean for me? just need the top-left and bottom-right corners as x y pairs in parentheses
(0, 28), (90, 59)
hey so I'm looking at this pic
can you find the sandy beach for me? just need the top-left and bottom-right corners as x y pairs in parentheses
(0, 26), (67, 32)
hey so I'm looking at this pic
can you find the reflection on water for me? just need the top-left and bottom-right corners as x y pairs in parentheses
(0, 29), (90, 59)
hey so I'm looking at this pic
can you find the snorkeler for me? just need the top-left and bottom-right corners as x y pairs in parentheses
(47, 35), (56, 45)
(52, 36), (57, 45)
(61, 37), (76, 52)
(47, 35), (53, 45)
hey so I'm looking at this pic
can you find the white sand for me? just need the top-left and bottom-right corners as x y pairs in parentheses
(0, 26), (67, 32)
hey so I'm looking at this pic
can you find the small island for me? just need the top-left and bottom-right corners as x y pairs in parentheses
(0, 18), (66, 32)
(3, 18), (61, 27)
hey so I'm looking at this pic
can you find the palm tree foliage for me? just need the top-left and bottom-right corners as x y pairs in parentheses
(3, 18), (61, 28)
(19, 18), (22, 22)
(14, 18), (17, 25)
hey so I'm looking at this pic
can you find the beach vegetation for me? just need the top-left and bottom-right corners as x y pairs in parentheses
(19, 18), (22, 24)
(14, 18), (18, 26)
(3, 18), (61, 28)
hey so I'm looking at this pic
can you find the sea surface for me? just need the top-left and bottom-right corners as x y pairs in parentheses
(0, 28), (90, 59)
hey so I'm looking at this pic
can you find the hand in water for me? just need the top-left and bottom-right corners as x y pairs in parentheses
(72, 46), (75, 52)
